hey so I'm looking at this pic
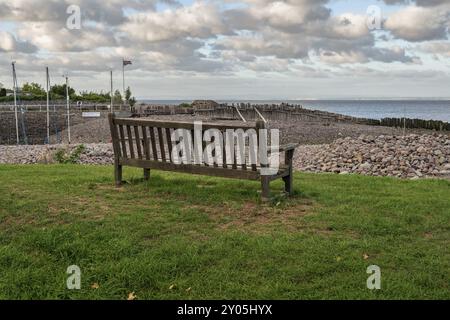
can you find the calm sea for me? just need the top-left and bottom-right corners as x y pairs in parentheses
(140, 100), (450, 123)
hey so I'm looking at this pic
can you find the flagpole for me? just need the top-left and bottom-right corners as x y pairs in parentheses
(110, 70), (114, 113)
(12, 62), (19, 145)
(65, 75), (71, 144)
(122, 59), (125, 111)
(46, 67), (50, 144)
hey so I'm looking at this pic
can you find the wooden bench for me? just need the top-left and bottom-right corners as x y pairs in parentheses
(108, 113), (298, 200)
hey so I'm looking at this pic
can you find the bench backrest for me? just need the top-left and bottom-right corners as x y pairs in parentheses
(108, 114), (267, 171)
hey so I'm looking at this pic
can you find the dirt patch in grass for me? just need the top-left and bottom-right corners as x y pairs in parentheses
(423, 232), (434, 239)
(1, 195), (118, 230)
(183, 197), (317, 233)
(46, 198), (113, 225)
(92, 184), (127, 193)
(181, 198), (363, 238)
(0, 215), (40, 230)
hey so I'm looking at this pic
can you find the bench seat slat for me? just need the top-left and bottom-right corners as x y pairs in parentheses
(120, 158), (265, 180)
(119, 157), (288, 174)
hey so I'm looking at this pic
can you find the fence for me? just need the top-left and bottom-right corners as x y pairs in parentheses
(0, 110), (107, 145)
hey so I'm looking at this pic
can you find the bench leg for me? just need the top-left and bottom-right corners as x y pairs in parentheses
(283, 173), (293, 196)
(115, 164), (123, 187)
(261, 176), (271, 202)
(144, 169), (150, 181)
(283, 149), (295, 196)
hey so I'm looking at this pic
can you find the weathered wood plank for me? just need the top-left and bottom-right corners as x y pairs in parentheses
(126, 125), (135, 159)
(115, 118), (256, 131)
(213, 137), (219, 168)
(254, 120), (266, 172)
(232, 149), (237, 170)
(120, 158), (261, 180)
(108, 114), (122, 158)
(222, 137), (227, 169)
(149, 127), (158, 161)
(141, 126), (151, 160)
(134, 126), (143, 159)
(241, 145), (247, 171)
(166, 128), (173, 163)
(118, 125), (128, 158)
(158, 127), (166, 162)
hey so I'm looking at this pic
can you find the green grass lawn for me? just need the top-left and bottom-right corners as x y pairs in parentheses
(0, 165), (448, 300)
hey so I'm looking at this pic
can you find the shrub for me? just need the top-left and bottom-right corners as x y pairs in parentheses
(54, 145), (86, 164)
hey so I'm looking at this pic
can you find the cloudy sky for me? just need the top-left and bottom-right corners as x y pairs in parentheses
(0, 0), (449, 99)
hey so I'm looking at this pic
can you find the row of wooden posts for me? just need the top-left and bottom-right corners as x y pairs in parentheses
(380, 117), (450, 131)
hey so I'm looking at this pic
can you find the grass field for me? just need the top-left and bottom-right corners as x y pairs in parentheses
(0, 165), (448, 300)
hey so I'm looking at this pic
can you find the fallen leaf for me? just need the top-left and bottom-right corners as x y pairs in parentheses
(127, 292), (137, 300)
(91, 283), (100, 289)
(363, 254), (369, 260)
(169, 284), (176, 290)
(186, 287), (192, 293)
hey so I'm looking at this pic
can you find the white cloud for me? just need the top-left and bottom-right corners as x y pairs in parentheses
(385, 4), (450, 41)
(325, 14), (370, 40)
(0, 30), (36, 52)
(0, 31), (16, 51)
(319, 50), (368, 64)
(17, 22), (116, 52)
(420, 41), (450, 58)
(121, 2), (229, 42)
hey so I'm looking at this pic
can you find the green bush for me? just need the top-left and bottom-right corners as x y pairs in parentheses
(54, 145), (86, 164)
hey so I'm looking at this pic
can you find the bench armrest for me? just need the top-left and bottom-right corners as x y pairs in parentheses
(269, 143), (299, 154)
(279, 143), (299, 152)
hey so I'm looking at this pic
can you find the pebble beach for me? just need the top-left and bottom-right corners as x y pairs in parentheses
(1, 133), (449, 180)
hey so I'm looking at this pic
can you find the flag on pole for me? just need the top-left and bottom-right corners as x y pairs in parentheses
(123, 60), (132, 66)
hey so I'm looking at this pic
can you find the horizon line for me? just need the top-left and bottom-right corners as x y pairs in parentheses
(137, 98), (450, 101)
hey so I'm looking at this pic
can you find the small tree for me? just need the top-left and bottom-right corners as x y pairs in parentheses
(113, 90), (123, 105)
(22, 82), (46, 96)
(129, 97), (136, 107)
(125, 87), (136, 107)
(0, 83), (6, 97)
(125, 87), (132, 102)
(50, 84), (75, 98)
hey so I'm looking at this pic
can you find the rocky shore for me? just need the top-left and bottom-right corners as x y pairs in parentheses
(0, 144), (114, 165)
(1, 134), (449, 180)
(294, 134), (450, 179)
